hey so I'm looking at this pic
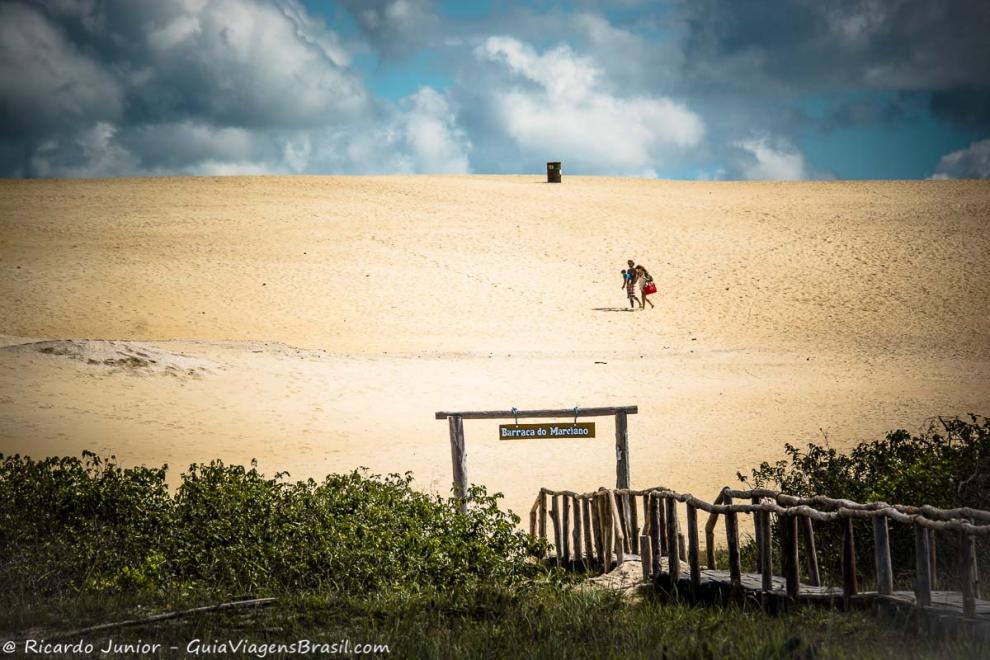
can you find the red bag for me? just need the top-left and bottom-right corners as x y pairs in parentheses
(643, 282), (657, 295)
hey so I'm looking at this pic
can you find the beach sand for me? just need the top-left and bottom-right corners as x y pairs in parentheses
(1, 175), (988, 518)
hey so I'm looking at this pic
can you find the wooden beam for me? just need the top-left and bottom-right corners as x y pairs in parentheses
(447, 414), (467, 513)
(538, 490), (548, 545)
(550, 494), (562, 567)
(572, 495), (583, 568)
(802, 516), (821, 587)
(650, 493), (662, 578)
(562, 494), (571, 564)
(640, 534), (652, 582)
(629, 492), (640, 555)
(960, 531), (978, 617)
(914, 523), (932, 608)
(609, 490), (626, 565)
(841, 517), (857, 607)
(596, 491), (615, 573)
(873, 516), (893, 596)
(615, 410), (630, 489)
(782, 513), (800, 600)
(582, 497), (594, 571)
(760, 510), (773, 592)
(602, 492), (615, 572)
(752, 496), (763, 573)
(666, 497), (681, 583)
(436, 406), (638, 420)
(725, 495), (742, 590)
(687, 503), (701, 589)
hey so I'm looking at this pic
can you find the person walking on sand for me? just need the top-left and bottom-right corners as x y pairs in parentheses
(634, 265), (655, 310)
(620, 269), (636, 309)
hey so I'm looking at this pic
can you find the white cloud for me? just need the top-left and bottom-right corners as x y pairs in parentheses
(474, 36), (703, 175)
(731, 134), (809, 180)
(401, 88), (471, 173)
(931, 139), (990, 179)
(311, 87), (471, 174)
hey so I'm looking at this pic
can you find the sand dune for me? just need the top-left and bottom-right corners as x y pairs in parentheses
(1, 176), (988, 517)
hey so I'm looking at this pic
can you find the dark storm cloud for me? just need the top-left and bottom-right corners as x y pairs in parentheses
(930, 88), (990, 131)
(679, 1), (990, 90)
(0, 2), (122, 140)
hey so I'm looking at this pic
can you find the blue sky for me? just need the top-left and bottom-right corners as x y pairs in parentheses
(1, 0), (988, 179)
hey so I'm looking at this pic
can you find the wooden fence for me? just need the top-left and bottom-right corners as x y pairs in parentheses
(529, 486), (988, 622)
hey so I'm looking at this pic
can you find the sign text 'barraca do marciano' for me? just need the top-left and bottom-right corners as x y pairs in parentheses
(498, 423), (596, 440)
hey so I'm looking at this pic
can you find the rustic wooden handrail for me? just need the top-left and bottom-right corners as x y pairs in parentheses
(532, 483), (986, 624)
(720, 487), (990, 522)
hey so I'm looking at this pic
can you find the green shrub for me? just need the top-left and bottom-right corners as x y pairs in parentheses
(740, 415), (989, 588)
(0, 454), (548, 604)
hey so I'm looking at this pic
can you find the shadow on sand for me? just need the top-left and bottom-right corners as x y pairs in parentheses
(592, 307), (636, 313)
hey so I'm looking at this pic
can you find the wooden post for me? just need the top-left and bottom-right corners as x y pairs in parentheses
(550, 494), (562, 567)
(640, 534), (652, 582)
(601, 493), (614, 572)
(914, 523), (932, 608)
(582, 497), (594, 570)
(621, 492), (634, 554)
(929, 531), (937, 591)
(873, 516), (893, 596)
(665, 497), (681, 582)
(841, 517), (857, 607)
(704, 489), (727, 570)
(572, 495), (583, 568)
(678, 533), (686, 562)
(629, 493), (640, 555)
(686, 503), (701, 589)
(538, 489), (548, 545)
(657, 496), (668, 556)
(782, 513), (800, 599)
(447, 414), (467, 513)
(649, 493), (662, 578)
(801, 516), (821, 587)
(609, 490), (626, 565)
(529, 494), (538, 541)
(760, 510), (773, 592)
(752, 496), (763, 573)
(590, 493), (603, 566)
(641, 494), (651, 536)
(614, 411), (630, 489)
(562, 494), (571, 564)
(724, 498), (742, 590)
(960, 532), (978, 617)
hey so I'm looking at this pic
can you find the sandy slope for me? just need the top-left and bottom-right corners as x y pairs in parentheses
(1, 176), (988, 517)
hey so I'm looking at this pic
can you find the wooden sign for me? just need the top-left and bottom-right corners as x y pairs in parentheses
(499, 423), (596, 440)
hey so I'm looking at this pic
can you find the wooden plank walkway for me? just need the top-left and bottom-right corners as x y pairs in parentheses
(586, 555), (990, 639)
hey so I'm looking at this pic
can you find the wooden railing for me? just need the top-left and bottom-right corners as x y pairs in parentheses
(530, 485), (989, 618)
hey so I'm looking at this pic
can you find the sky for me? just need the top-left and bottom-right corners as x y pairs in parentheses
(1, 0), (988, 180)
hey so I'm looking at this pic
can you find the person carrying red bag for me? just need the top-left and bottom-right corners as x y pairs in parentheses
(634, 264), (656, 310)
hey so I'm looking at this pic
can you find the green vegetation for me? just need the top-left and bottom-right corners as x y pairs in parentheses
(1, 419), (988, 658)
(0, 453), (546, 607)
(741, 415), (989, 588)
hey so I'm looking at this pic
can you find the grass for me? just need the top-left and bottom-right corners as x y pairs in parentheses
(5, 588), (987, 659)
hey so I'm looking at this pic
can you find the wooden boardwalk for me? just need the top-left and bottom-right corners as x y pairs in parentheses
(532, 486), (990, 640)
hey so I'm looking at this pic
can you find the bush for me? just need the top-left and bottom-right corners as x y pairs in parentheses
(740, 415), (989, 588)
(0, 454), (548, 603)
